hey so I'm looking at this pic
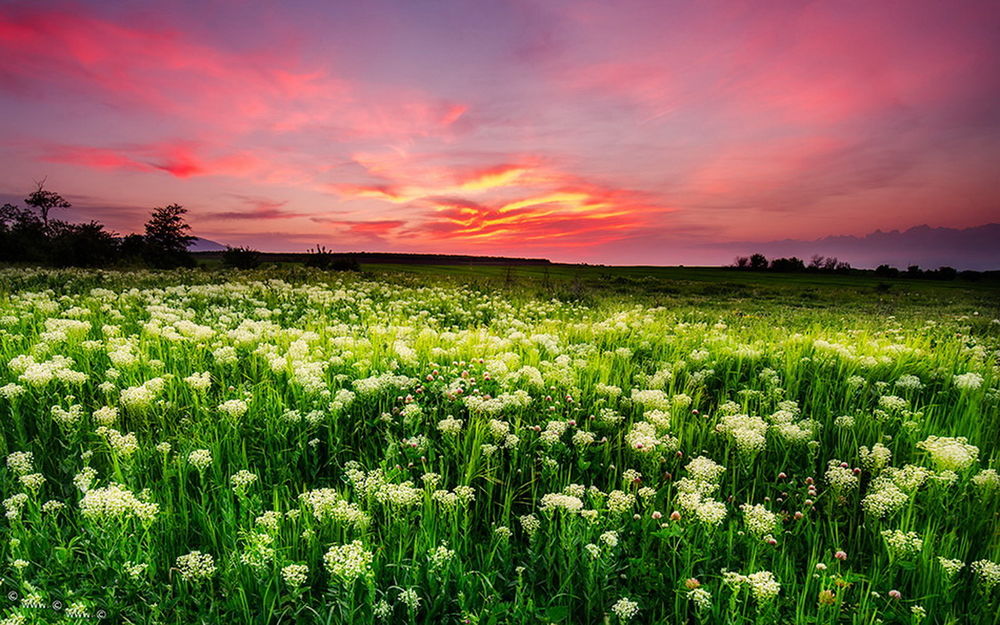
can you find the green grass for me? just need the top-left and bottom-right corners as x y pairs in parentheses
(0, 265), (998, 624)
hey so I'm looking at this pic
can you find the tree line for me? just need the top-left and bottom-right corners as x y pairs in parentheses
(732, 253), (852, 274)
(0, 181), (364, 271)
(1, 181), (196, 268)
(732, 253), (987, 280)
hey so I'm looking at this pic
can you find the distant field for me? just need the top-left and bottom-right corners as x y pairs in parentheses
(1, 266), (998, 624)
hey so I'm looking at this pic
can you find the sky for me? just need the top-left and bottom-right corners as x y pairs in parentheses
(1, 0), (999, 265)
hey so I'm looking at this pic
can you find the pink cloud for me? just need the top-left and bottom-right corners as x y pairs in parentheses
(2, 1), (997, 263)
(204, 197), (308, 221)
(0, 6), (467, 140)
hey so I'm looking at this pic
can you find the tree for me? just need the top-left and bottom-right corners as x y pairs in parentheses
(769, 256), (806, 272)
(48, 220), (120, 267)
(734, 256), (750, 269)
(0, 201), (48, 262)
(934, 266), (957, 280)
(808, 255), (825, 271)
(24, 179), (71, 231)
(874, 264), (899, 278)
(749, 253), (768, 270)
(119, 233), (148, 264)
(144, 204), (195, 268)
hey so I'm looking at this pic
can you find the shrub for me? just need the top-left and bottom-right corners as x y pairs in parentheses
(222, 246), (262, 270)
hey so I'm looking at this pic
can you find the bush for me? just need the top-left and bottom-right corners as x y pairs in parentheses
(222, 246), (262, 270)
(304, 245), (334, 269)
(304, 245), (359, 271)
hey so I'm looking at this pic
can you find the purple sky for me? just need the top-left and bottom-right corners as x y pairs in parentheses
(1, 0), (999, 264)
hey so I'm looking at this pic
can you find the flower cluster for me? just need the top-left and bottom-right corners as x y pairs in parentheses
(740, 503), (778, 538)
(540, 493), (584, 513)
(79, 483), (159, 523)
(218, 398), (249, 419)
(723, 569), (781, 603)
(953, 372), (983, 390)
(229, 470), (258, 491)
(916, 436), (979, 471)
(323, 540), (373, 582)
(825, 459), (859, 493)
(175, 550), (216, 582)
(611, 597), (638, 621)
(188, 449), (213, 471)
(299, 488), (370, 527)
(971, 559), (1000, 592)
(880, 529), (923, 558)
(6, 451), (33, 475)
(716, 415), (768, 456)
(676, 456), (728, 526)
(281, 563), (309, 588)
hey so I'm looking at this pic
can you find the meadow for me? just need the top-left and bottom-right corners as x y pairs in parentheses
(0, 266), (998, 624)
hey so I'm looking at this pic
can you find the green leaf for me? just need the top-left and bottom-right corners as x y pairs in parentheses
(544, 605), (570, 622)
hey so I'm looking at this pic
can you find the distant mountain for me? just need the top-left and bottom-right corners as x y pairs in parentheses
(187, 237), (227, 252)
(724, 223), (1000, 271)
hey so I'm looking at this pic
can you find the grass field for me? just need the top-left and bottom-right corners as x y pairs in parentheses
(1, 265), (998, 624)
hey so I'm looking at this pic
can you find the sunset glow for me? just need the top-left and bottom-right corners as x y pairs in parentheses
(2, 1), (998, 264)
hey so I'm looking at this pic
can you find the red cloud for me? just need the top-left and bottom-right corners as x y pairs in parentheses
(40, 142), (306, 183)
(39, 146), (152, 174)
(323, 151), (670, 249)
(412, 180), (662, 248)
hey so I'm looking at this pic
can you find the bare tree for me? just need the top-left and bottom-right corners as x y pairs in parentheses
(24, 178), (71, 231)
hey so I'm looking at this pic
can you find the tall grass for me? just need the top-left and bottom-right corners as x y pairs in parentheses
(0, 267), (997, 624)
